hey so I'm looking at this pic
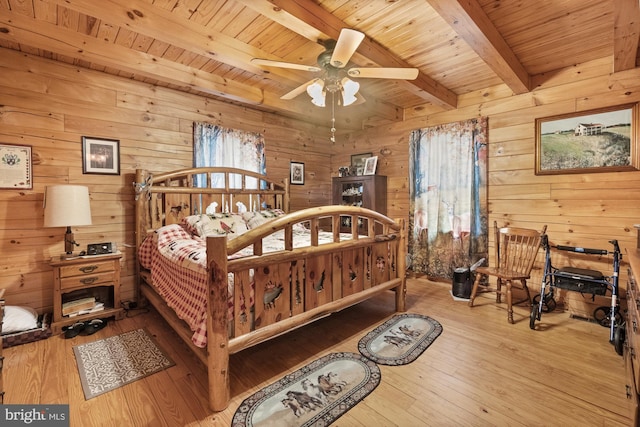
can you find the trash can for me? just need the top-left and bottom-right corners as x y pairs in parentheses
(452, 267), (472, 299)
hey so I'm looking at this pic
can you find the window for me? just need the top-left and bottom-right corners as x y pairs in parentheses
(193, 122), (266, 189)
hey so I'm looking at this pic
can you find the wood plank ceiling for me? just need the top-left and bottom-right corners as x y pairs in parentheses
(0, 0), (638, 133)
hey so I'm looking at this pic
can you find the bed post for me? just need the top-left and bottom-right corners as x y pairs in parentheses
(396, 218), (407, 312)
(206, 235), (230, 411)
(283, 178), (290, 212)
(134, 169), (149, 305)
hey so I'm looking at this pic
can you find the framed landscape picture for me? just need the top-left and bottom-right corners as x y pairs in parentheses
(535, 104), (639, 175)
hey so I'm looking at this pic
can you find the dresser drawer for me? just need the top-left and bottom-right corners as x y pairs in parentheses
(59, 260), (115, 278)
(60, 271), (115, 290)
(626, 290), (640, 386)
(626, 339), (640, 427)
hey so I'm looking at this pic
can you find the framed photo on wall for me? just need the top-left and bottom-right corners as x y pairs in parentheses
(82, 136), (120, 175)
(290, 161), (304, 185)
(535, 103), (639, 175)
(0, 143), (32, 189)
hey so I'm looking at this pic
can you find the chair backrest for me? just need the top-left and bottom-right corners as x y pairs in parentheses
(494, 221), (547, 277)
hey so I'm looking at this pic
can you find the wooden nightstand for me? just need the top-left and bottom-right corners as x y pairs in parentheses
(0, 288), (5, 403)
(50, 253), (124, 334)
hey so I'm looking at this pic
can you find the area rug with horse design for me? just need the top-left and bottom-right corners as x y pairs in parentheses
(358, 313), (443, 366)
(231, 352), (380, 427)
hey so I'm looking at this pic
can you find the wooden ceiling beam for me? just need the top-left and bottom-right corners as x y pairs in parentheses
(46, 0), (388, 129)
(0, 11), (268, 104)
(250, 0), (458, 109)
(426, 0), (530, 94)
(613, 0), (640, 72)
(47, 0), (311, 89)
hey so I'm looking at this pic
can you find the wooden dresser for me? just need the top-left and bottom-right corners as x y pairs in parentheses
(0, 288), (4, 403)
(625, 247), (640, 425)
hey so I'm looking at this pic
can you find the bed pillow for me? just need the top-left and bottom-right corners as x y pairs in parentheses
(181, 214), (211, 236)
(3, 305), (39, 334)
(241, 209), (285, 229)
(241, 209), (308, 232)
(201, 213), (248, 239)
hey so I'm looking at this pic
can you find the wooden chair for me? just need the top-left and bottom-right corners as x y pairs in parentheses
(469, 221), (547, 323)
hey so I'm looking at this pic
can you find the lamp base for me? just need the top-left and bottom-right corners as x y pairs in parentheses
(65, 226), (78, 254)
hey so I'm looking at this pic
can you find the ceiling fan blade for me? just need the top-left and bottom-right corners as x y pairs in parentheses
(347, 67), (419, 80)
(354, 92), (366, 105)
(251, 58), (321, 72)
(330, 29), (365, 68)
(281, 79), (320, 100)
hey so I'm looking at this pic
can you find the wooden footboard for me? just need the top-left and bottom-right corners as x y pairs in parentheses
(205, 206), (406, 411)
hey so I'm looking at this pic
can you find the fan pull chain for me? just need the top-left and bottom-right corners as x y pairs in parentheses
(330, 91), (336, 143)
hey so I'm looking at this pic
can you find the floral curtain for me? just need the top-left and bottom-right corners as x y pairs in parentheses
(408, 117), (489, 278)
(193, 122), (266, 190)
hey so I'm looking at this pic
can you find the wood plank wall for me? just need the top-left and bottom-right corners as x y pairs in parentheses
(2, 46), (640, 315)
(329, 56), (640, 295)
(0, 48), (332, 312)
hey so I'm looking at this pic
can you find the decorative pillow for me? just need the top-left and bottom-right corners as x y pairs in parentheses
(3, 305), (39, 334)
(200, 213), (248, 239)
(241, 209), (285, 229)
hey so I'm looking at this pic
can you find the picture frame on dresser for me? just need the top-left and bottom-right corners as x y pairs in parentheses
(363, 156), (378, 175)
(351, 152), (372, 176)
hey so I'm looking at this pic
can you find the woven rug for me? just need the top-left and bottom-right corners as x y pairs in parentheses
(358, 313), (443, 366)
(232, 352), (380, 427)
(73, 328), (175, 399)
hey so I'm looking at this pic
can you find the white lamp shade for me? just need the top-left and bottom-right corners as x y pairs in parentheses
(44, 185), (92, 227)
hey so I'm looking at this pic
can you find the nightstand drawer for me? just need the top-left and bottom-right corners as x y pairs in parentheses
(60, 271), (115, 290)
(59, 260), (115, 278)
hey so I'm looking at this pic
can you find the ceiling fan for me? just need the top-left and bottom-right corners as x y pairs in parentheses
(251, 29), (419, 108)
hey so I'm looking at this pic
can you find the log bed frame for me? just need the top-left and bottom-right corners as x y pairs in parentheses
(134, 167), (407, 411)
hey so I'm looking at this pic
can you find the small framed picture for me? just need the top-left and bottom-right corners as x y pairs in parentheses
(82, 137), (120, 175)
(290, 161), (304, 185)
(363, 156), (378, 175)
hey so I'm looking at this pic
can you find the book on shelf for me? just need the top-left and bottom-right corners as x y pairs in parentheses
(62, 296), (95, 316)
(67, 302), (105, 317)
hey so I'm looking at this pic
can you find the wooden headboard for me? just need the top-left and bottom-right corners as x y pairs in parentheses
(134, 167), (289, 249)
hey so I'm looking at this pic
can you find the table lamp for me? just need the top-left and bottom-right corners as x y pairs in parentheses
(44, 185), (92, 255)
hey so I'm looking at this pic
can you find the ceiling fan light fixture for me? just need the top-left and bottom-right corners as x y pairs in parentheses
(341, 77), (359, 106)
(307, 79), (326, 107)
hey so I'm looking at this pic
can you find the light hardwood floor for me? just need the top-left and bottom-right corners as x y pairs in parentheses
(3, 278), (633, 426)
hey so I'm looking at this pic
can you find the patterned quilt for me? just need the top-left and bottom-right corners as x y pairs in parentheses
(139, 223), (349, 348)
